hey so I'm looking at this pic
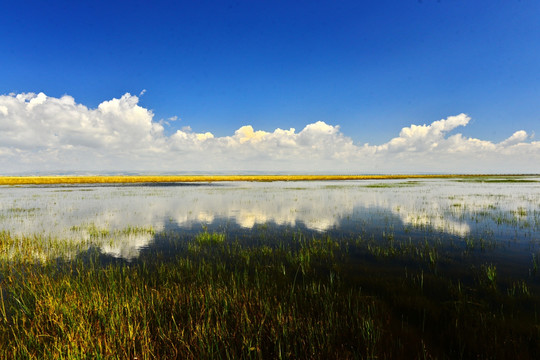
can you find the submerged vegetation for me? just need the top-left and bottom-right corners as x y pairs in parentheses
(0, 228), (539, 359)
(364, 181), (420, 188)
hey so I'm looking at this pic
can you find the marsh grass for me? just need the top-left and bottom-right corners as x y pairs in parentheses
(0, 231), (94, 263)
(0, 230), (539, 359)
(1, 174), (534, 185)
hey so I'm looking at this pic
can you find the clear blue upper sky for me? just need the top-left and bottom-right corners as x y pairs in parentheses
(1, 0), (539, 145)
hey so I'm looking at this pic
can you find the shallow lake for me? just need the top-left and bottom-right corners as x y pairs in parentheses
(2, 177), (540, 358)
(1, 177), (539, 262)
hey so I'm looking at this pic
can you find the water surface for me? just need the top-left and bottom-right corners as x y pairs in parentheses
(1, 178), (539, 260)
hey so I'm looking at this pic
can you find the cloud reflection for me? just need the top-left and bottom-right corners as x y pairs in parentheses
(1, 179), (538, 260)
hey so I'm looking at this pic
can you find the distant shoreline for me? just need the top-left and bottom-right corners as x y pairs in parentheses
(0, 174), (538, 185)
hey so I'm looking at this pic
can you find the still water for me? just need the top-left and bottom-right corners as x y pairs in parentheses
(1, 178), (539, 260)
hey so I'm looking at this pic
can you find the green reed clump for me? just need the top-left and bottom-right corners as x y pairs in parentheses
(117, 225), (156, 236)
(194, 229), (225, 245)
(482, 263), (497, 289)
(0, 230), (95, 263)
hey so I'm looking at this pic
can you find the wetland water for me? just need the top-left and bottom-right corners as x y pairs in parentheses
(2, 177), (540, 358)
(1, 178), (539, 260)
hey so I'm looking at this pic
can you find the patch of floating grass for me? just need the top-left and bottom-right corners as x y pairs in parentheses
(70, 223), (110, 238)
(364, 181), (421, 188)
(116, 225), (155, 236)
(512, 207), (528, 217)
(6, 207), (39, 214)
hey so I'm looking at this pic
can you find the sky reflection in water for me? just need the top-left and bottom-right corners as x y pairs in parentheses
(1, 178), (539, 260)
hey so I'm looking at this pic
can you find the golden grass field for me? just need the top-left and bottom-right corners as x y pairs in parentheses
(0, 174), (513, 185)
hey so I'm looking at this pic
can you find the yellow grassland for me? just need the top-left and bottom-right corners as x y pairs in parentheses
(0, 174), (527, 185)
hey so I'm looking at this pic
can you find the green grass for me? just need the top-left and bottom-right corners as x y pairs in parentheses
(0, 230), (539, 359)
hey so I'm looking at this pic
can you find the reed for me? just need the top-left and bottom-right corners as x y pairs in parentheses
(0, 174), (523, 185)
(0, 230), (539, 359)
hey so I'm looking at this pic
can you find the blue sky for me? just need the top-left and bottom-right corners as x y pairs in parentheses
(1, 1), (539, 173)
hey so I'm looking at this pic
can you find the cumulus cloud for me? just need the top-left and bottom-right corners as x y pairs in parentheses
(0, 92), (538, 174)
(498, 130), (529, 147)
(376, 114), (471, 153)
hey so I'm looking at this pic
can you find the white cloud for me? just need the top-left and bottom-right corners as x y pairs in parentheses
(498, 130), (529, 147)
(375, 114), (473, 153)
(0, 92), (538, 174)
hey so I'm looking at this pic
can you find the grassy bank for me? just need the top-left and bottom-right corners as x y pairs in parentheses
(0, 174), (535, 185)
(1, 230), (539, 359)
